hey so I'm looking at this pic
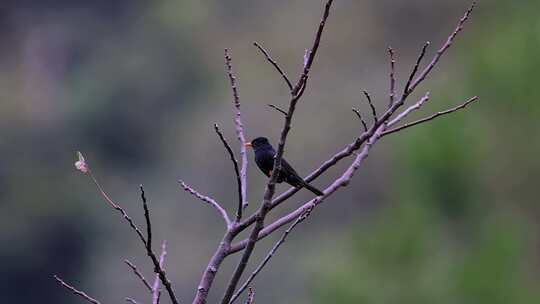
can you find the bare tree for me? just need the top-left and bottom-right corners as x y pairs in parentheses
(56, 1), (479, 303)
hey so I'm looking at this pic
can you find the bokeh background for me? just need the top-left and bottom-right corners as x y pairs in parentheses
(1, 0), (539, 303)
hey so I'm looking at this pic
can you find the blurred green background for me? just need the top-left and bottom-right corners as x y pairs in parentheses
(1, 0), (538, 303)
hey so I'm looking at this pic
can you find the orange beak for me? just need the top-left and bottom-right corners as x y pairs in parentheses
(245, 142), (252, 148)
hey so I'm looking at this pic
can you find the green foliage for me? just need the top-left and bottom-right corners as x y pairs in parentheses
(314, 201), (539, 304)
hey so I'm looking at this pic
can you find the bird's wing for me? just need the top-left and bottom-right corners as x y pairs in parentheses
(280, 158), (304, 186)
(281, 158), (300, 176)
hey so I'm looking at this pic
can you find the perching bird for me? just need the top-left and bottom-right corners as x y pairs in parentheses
(245, 137), (324, 196)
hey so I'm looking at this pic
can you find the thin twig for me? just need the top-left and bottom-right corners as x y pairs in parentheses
(268, 104), (288, 116)
(382, 96), (478, 136)
(178, 180), (232, 228)
(293, 0), (334, 96)
(77, 159), (179, 304)
(387, 91), (430, 127)
(214, 123), (243, 221)
(403, 41), (430, 97)
(86, 169), (147, 247)
(388, 47), (396, 107)
(245, 288), (254, 304)
(152, 241), (167, 304)
(139, 193), (180, 304)
(125, 260), (152, 292)
(229, 207), (313, 304)
(225, 49), (249, 212)
(126, 298), (140, 304)
(53, 275), (101, 304)
(407, 1), (476, 94)
(362, 90), (377, 122)
(253, 41), (294, 92)
(352, 108), (368, 132)
(140, 185), (152, 256)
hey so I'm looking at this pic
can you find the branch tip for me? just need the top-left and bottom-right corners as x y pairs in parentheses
(53, 275), (101, 304)
(253, 41), (294, 91)
(352, 108), (368, 132)
(383, 96), (478, 136)
(178, 179), (232, 227)
(362, 90), (377, 121)
(213, 123), (243, 221)
(268, 104), (288, 116)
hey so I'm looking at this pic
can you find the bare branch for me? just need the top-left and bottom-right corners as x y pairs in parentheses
(388, 47), (396, 107)
(234, 134), (374, 238)
(231, 96), (478, 255)
(352, 108), (368, 132)
(66, 2), (477, 304)
(178, 180), (232, 228)
(126, 298), (141, 304)
(220, 201), (272, 304)
(76, 157), (180, 304)
(125, 260), (152, 292)
(225, 49), (249, 211)
(245, 288), (254, 304)
(149, 250), (178, 304)
(235, 61), (414, 238)
(229, 207), (313, 304)
(234, 89), (431, 242)
(193, 232), (235, 304)
(387, 91), (430, 127)
(141, 185), (152, 256)
(85, 169), (147, 247)
(293, 0), (334, 96)
(139, 192), (180, 304)
(214, 123), (243, 221)
(152, 241), (168, 304)
(253, 41), (294, 92)
(362, 90), (377, 122)
(230, 125), (385, 254)
(268, 104), (288, 116)
(191, 21), (340, 298)
(248, 3), (476, 218)
(53, 275), (101, 304)
(382, 96), (479, 137)
(157, 291), (162, 304)
(407, 2), (476, 95)
(220, 4), (334, 303)
(403, 41), (430, 97)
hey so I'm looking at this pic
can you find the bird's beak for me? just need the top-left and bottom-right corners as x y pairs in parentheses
(245, 142), (252, 148)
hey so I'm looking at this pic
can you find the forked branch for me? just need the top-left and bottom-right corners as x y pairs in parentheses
(214, 123), (243, 221)
(219, 2), (335, 304)
(225, 49), (249, 213)
(254, 41), (294, 92)
(62, 2), (479, 304)
(179, 180), (232, 228)
(53, 275), (101, 304)
(228, 2), (477, 254)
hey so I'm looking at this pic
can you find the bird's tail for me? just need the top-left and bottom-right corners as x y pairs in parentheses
(302, 181), (324, 196)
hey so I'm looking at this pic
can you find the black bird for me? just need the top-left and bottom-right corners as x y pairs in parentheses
(245, 137), (324, 196)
